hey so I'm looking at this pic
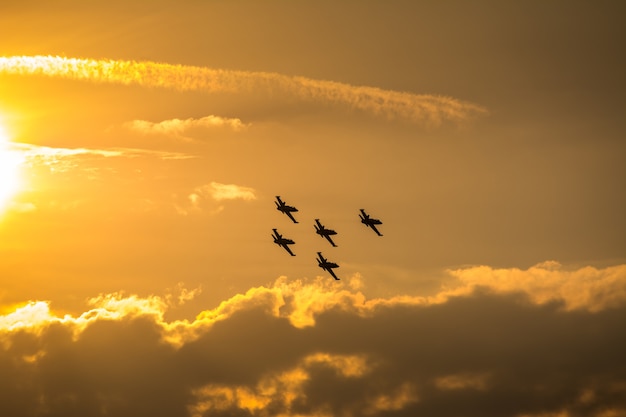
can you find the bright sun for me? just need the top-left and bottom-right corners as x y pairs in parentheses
(0, 123), (24, 214)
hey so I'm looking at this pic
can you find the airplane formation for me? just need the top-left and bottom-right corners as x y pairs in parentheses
(272, 196), (383, 280)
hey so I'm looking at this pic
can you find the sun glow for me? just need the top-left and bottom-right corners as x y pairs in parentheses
(0, 122), (24, 215)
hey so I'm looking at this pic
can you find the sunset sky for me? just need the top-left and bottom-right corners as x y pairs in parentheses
(1, 1), (625, 416)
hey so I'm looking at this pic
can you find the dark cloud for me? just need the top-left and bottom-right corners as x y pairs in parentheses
(2, 278), (625, 417)
(1, 319), (189, 417)
(301, 293), (626, 416)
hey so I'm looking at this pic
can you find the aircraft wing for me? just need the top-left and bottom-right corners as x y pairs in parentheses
(285, 211), (298, 223)
(324, 234), (337, 247)
(327, 267), (340, 280)
(281, 243), (296, 256)
(369, 223), (383, 236)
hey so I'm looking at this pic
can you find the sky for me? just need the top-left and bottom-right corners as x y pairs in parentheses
(0, 1), (625, 416)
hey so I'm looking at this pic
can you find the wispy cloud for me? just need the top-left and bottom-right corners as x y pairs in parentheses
(0, 55), (488, 125)
(16, 143), (194, 161)
(1, 262), (625, 416)
(126, 115), (249, 140)
(10, 142), (194, 174)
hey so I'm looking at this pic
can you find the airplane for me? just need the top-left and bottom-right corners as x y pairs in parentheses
(314, 219), (338, 247)
(275, 196), (299, 223)
(359, 209), (383, 236)
(316, 252), (340, 280)
(272, 229), (296, 256)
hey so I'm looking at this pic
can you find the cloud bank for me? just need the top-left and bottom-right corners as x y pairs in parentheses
(0, 55), (488, 125)
(1, 262), (625, 416)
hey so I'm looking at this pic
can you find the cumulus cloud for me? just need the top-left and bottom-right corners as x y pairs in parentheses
(0, 55), (488, 125)
(1, 262), (625, 416)
(443, 260), (626, 312)
(126, 115), (249, 140)
(194, 182), (257, 202)
(189, 352), (376, 417)
(178, 182), (257, 215)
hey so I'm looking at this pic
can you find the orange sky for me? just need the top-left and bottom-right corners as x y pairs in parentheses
(1, 1), (625, 416)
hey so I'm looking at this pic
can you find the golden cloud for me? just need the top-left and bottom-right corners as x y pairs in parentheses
(189, 352), (375, 417)
(182, 181), (257, 214)
(1, 261), (626, 416)
(0, 55), (488, 125)
(3, 262), (624, 344)
(434, 372), (490, 391)
(444, 261), (626, 312)
(16, 143), (193, 162)
(126, 115), (249, 139)
(202, 182), (257, 202)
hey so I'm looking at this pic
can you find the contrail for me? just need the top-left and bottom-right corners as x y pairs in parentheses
(0, 55), (487, 125)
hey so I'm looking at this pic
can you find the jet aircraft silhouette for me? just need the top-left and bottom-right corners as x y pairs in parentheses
(359, 209), (383, 236)
(275, 196), (299, 223)
(316, 252), (340, 280)
(314, 219), (338, 247)
(272, 229), (296, 256)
